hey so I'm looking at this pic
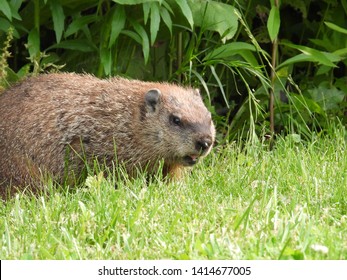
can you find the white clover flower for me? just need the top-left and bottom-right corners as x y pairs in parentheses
(310, 244), (329, 254)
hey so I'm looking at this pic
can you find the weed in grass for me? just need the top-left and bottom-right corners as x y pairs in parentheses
(0, 27), (13, 89)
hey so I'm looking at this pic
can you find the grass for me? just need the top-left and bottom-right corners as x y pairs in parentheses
(0, 126), (346, 260)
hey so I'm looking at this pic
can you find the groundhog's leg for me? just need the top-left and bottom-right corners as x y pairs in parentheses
(0, 151), (44, 199)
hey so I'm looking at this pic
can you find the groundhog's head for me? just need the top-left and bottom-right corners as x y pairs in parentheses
(140, 85), (215, 168)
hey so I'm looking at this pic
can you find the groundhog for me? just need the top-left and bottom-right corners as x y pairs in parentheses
(0, 73), (215, 197)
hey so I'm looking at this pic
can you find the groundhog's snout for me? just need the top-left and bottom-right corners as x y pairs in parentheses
(182, 134), (214, 166)
(195, 137), (213, 154)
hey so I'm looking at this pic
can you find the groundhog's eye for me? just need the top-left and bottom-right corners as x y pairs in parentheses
(170, 115), (182, 126)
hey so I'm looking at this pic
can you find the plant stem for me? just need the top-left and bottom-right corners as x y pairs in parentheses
(34, 0), (40, 31)
(177, 32), (182, 83)
(270, 37), (277, 135)
(269, 0), (279, 136)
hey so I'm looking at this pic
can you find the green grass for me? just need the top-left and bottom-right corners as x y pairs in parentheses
(1, 126), (346, 260)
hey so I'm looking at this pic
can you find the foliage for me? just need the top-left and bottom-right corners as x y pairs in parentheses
(0, 0), (346, 140)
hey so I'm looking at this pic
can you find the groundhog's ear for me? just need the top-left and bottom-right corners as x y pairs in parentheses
(145, 88), (161, 112)
(193, 88), (202, 98)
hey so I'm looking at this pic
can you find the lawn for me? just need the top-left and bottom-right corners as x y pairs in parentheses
(1, 126), (346, 260)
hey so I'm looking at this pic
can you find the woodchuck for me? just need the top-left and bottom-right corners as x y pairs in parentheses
(0, 73), (215, 196)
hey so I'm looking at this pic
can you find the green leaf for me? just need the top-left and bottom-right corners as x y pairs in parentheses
(342, 0), (347, 15)
(286, 134), (302, 143)
(130, 20), (150, 64)
(280, 247), (305, 260)
(100, 48), (112, 76)
(324, 21), (347, 35)
(309, 38), (332, 51)
(162, 1), (174, 14)
(150, 2), (160, 45)
(204, 42), (259, 66)
(188, 0), (238, 42)
(0, 18), (20, 38)
(210, 65), (229, 108)
(121, 30), (142, 45)
(46, 39), (97, 52)
(204, 42), (256, 60)
(277, 53), (319, 69)
(0, 18), (10, 32)
(333, 47), (347, 57)
(160, 6), (172, 36)
(237, 50), (259, 67)
(109, 6), (126, 48)
(0, 0), (12, 21)
(9, 1), (22, 21)
(291, 94), (325, 115)
(49, 0), (65, 43)
(308, 85), (346, 111)
(113, 0), (155, 4)
(278, 43), (339, 69)
(190, 69), (211, 103)
(316, 65), (331, 76)
(176, 0), (194, 29)
(267, 5), (280, 42)
(143, 2), (150, 24)
(65, 15), (99, 38)
(27, 28), (40, 59)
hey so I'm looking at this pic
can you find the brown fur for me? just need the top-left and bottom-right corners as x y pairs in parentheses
(0, 73), (215, 197)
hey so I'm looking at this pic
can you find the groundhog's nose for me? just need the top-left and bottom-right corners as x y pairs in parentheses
(196, 138), (212, 153)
